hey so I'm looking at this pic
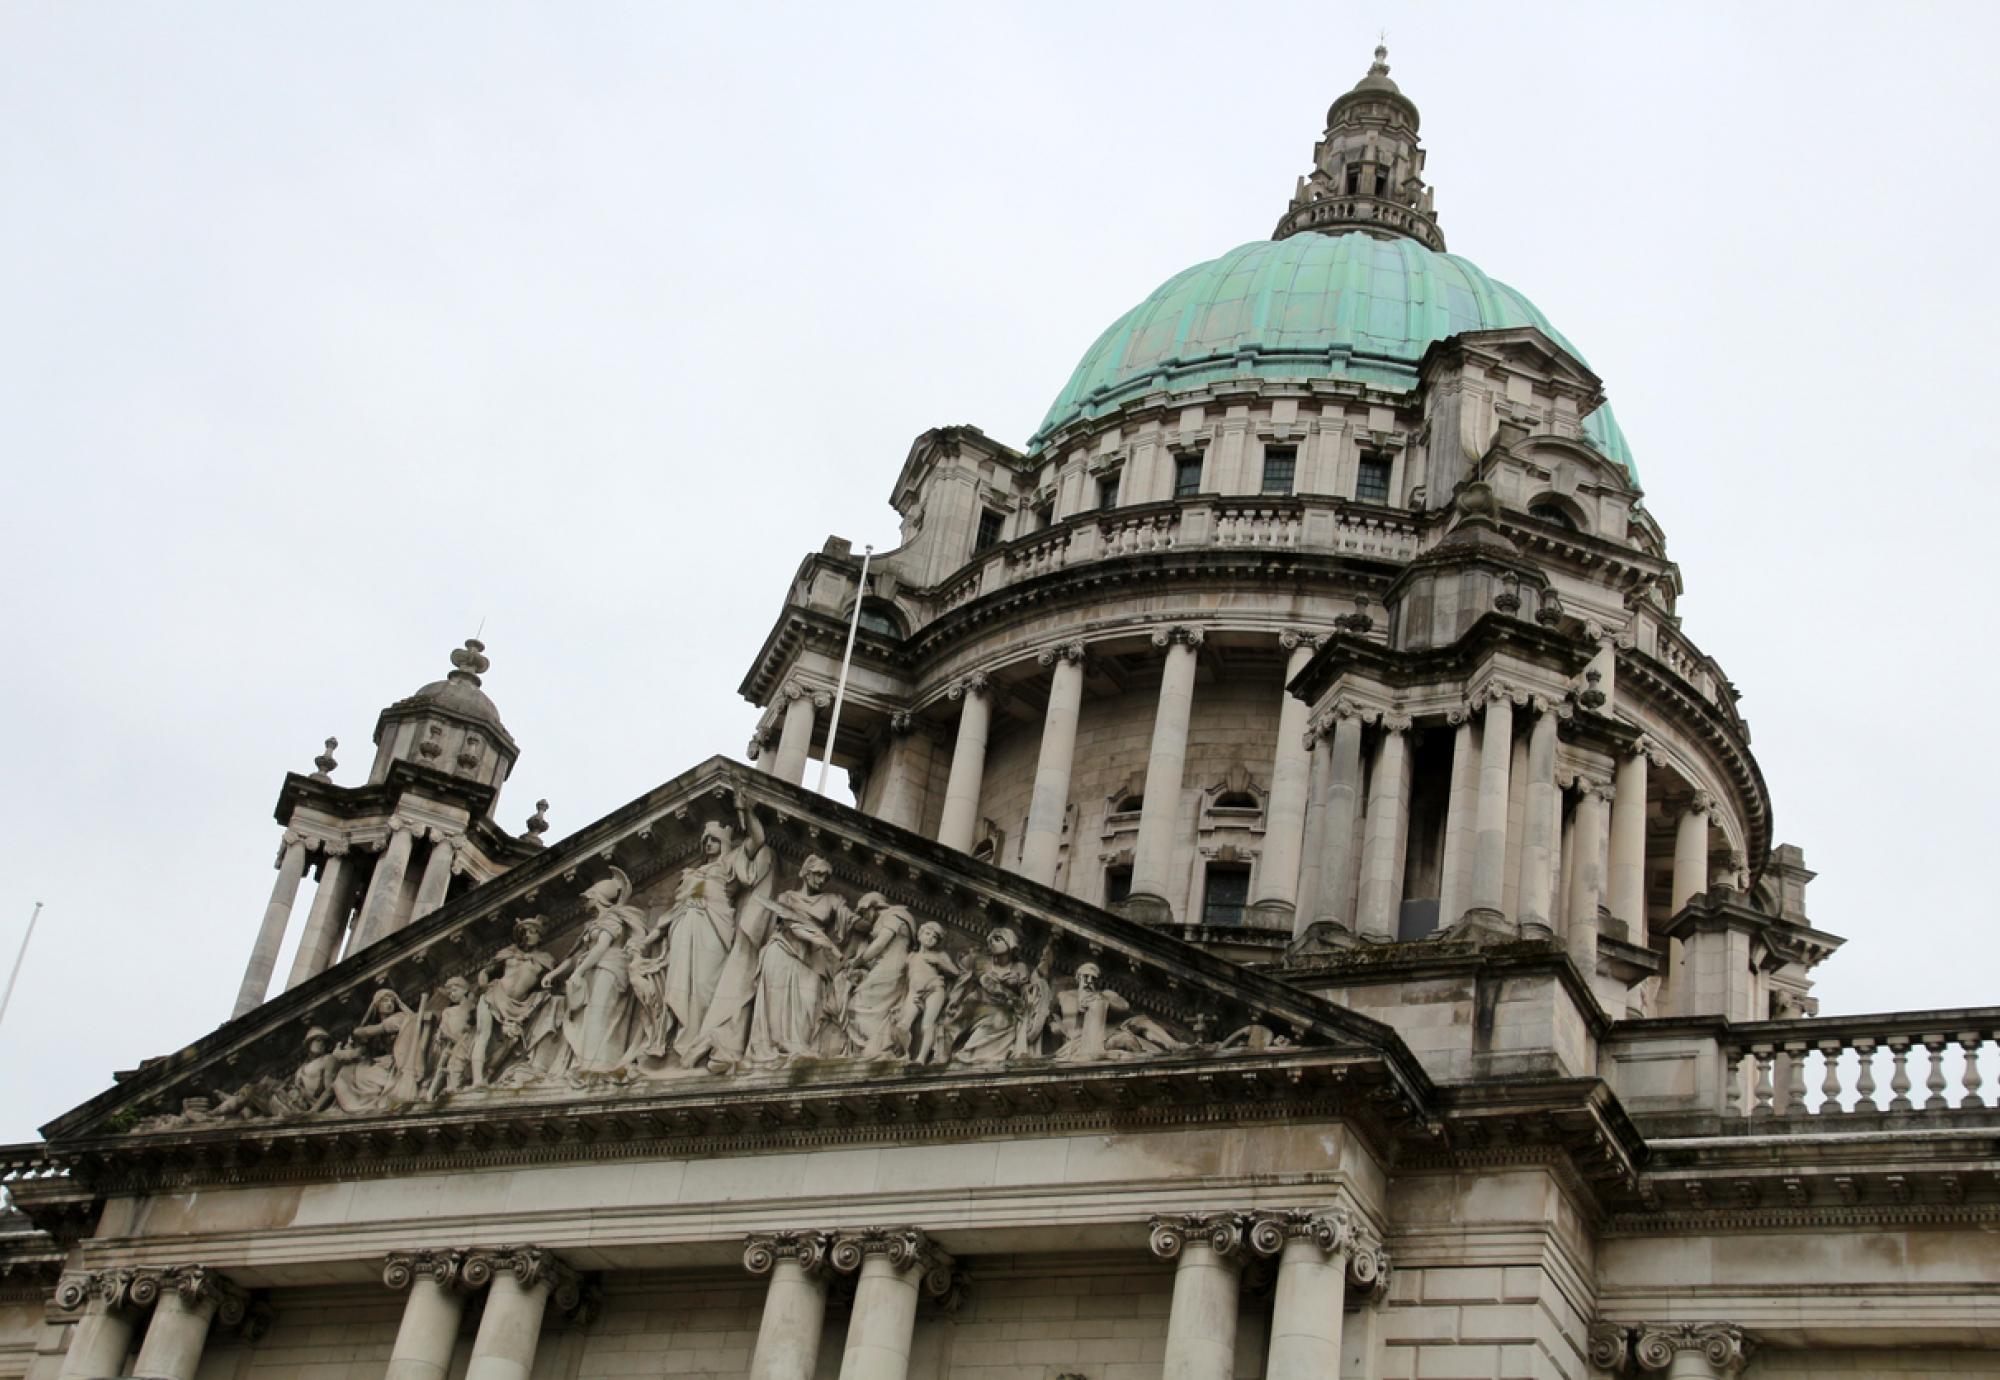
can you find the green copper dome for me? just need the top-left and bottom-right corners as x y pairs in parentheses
(1031, 231), (1635, 483)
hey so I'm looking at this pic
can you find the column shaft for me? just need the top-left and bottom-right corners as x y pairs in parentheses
(1316, 714), (1365, 929)
(1672, 804), (1710, 913)
(1130, 636), (1200, 908)
(1567, 784), (1610, 981)
(1436, 719), (1478, 930)
(1607, 750), (1649, 938)
(354, 826), (416, 952)
(286, 853), (352, 989)
(386, 1278), (466, 1380)
(132, 1292), (218, 1380)
(1019, 650), (1084, 886)
(836, 1256), (920, 1380)
(463, 1274), (550, 1380)
(748, 1259), (828, 1380)
(1355, 724), (1411, 942)
(1291, 733), (1332, 940)
(1514, 706), (1560, 936)
(1162, 1244), (1239, 1380)
(874, 727), (925, 833)
(936, 684), (991, 853)
(234, 838), (310, 1016)
(1251, 639), (1318, 919)
(773, 692), (819, 786)
(1468, 694), (1515, 916)
(1265, 1237), (1347, 1380)
(409, 839), (457, 925)
(59, 1301), (134, 1380)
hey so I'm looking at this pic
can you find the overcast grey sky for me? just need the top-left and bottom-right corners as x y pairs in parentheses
(3, 3), (1996, 1141)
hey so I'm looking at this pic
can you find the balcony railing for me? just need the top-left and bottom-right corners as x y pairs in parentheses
(1721, 1009), (2000, 1120)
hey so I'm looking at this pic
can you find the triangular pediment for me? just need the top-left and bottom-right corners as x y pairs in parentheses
(43, 758), (1433, 1181)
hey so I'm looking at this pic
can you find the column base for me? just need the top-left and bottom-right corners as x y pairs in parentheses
(1283, 919), (1360, 958)
(1245, 898), (1295, 931)
(1119, 892), (1175, 926)
(1437, 907), (1520, 947)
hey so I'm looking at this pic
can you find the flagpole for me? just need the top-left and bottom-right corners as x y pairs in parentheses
(816, 545), (874, 797)
(0, 902), (43, 1032)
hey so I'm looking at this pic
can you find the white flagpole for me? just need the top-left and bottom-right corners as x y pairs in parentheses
(0, 902), (43, 1032)
(816, 545), (874, 797)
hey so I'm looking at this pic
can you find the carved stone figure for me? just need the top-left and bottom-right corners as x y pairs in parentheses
(331, 990), (430, 1113)
(470, 917), (560, 1087)
(895, 921), (963, 1064)
(277, 1026), (346, 1116)
(1052, 963), (1184, 1062)
(941, 927), (1052, 1064)
(839, 893), (918, 1059)
(426, 977), (478, 1099)
(543, 868), (646, 1077)
(1215, 1022), (1293, 1053)
(743, 855), (849, 1066)
(627, 804), (772, 1066)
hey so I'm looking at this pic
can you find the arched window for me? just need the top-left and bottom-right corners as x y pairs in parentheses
(1212, 791), (1259, 811)
(853, 600), (904, 638)
(1528, 500), (1581, 533)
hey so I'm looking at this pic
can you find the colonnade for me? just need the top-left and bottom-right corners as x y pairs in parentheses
(55, 1266), (253, 1380)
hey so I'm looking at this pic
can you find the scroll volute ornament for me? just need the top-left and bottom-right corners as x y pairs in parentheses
(743, 1230), (832, 1278)
(382, 1249), (467, 1292)
(828, 1227), (955, 1300)
(1147, 1211), (1247, 1262)
(1586, 1321), (1629, 1373)
(1633, 1322), (1751, 1375)
(463, 1247), (583, 1313)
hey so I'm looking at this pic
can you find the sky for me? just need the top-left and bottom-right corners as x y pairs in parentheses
(2, 3), (1997, 1142)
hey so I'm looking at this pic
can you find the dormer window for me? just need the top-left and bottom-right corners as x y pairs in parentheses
(1529, 500), (1580, 532)
(973, 508), (1004, 553)
(1097, 474), (1121, 510)
(1356, 453), (1391, 505)
(1260, 447), (1296, 495)
(1173, 453), (1204, 498)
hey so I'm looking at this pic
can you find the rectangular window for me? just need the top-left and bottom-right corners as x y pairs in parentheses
(1104, 865), (1132, 906)
(1173, 453), (1204, 498)
(1035, 502), (1055, 531)
(1261, 446), (1296, 495)
(1355, 453), (1392, 505)
(1344, 165), (1361, 194)
(1097, 474), (1121, 510)
(1202, 864), (1251, 926)
(973, 508), (1004, 553)
(1373, 167), (1389, 195)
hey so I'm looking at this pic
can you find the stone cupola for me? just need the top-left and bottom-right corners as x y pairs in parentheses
(365, 637), (520, 799)
(1274, 45), (1444, 250)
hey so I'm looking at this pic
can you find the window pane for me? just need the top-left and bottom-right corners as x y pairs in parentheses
(973, 509), (1003, 552)
(1105, 867), (1132, 905)
(1356, 455), (1391, 504)
(1098, 475), (1120, 509)
(1261, 447), (1296, 495)
(1203, 865), (1251, 925)
(1174, 455), (1203, 498)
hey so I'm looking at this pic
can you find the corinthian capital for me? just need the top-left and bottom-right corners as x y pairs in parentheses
(1147, 1212), (1248, 1263)
(1037, 641), (1086, 668)
(463, 1247), (582, 1312)
(1150, 624), (1205, 649)
(743, 1230), (833, 1278)
(1633, 1322), (1751, 1375)
(382, 1250), (467, 1292)
(827, 1227), (956, 1300)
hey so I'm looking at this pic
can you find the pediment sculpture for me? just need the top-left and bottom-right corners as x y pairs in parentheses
(124, 795), (1298, 1134)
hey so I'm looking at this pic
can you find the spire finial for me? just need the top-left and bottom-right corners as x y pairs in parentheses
(1372, 33), (1389, 74)
(520, 798), (551, 849)
(311, 736), (339, 782)
(448, 637), (490, 686)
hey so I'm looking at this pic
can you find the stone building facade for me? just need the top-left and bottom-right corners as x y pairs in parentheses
(3, 47), (1996, 1380)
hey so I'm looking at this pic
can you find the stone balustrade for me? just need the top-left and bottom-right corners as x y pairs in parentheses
(1722, 1008), (2000, 1120)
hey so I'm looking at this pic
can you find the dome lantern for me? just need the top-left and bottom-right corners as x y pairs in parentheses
(1275, 44), (1444, 251)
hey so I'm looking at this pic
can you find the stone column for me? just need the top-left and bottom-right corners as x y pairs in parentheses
(936, 674), (992, 853)
(830, 1229), (954, 1380)
(744, 1233), (833, 1380)
(1315, 704), (1366, 931)
(131, 1268), (245, 1380)
(1632, 1322), (1752, 1376)
(383, 1251), (470, 1380)
(1436, 714), (1478, 932)
(233, 835), (311, 1017)
(55, 1272), (138, 1380)
(1249, 632), (1320, 925)
(354, 824), (416, 952)
(1514, 700), (1562, 938)
(773, 680), (828, 787)
(873, 714), (926, 833)
(1566, 777), (1613, 981)
(1466, 687), (1516, 924)
(1019, 642), (1086, 886)
(1148, 1214), (1245, 1380)
(409, 835), (458, 925)
(462, 1249), (578, 1380)
(1129, 626), (1203, 917)
(1244, 1211), (1390, 1380)
(1672, 792), (1713, 914)
(1608, 742), (1652, 940)
(285, 849), (352, 990)
(1355, 715), (1412, 942)
(1291, 723), (1332, 939)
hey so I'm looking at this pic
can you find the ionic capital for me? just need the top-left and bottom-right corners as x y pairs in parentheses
(1377, 711), (1413, 734)
(827, 1227), (956, 1299)
(1632, 1322), (1752, 1375)
(382, 1249), (468, 1293)
(1470, 680), (1523, 713)
(1572, 775), (1616, 804)
(1587, 1321), (1629, 1373)
(887, 710), (915, 736)
(1243, 1207), (1357, 1260)
(1625, 734), (1666, 766)
(1686, 789), (1714, 818)
(1147, 1212), (1248, 1263)
(128, 1266), (249, 1327)
(743, 1230), (833, 1278)
(1343, 1225), (1390, 1300)
(1037, 641), (1087, 668)
(747, 731), (770, 759)
(54, 1268), (137, 1312)
(946, 671), (990, 701)
(1278, 629), (1323, 653)
(1150, 624), (1205, 650)
(781, 678), (832, 711)
(463, 1246), (582, 1311)
(1328, 695), (1367, 722)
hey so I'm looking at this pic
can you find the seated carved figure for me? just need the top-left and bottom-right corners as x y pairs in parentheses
(331, 990), (430, 1114)
(1052, 963), (1185, 1063)
(941, 927), (1053, 1065)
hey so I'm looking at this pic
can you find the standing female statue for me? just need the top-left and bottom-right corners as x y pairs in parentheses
(743, 854), (850, 1066)
(542, 866), (646, 1076)
(840, 893), (918, 1059)
(628, 803), (771, 1066)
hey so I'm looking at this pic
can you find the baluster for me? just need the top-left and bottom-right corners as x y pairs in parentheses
(1782, 1040), (1809, 1115)
(1959, 1033), (1986, 1108)
(1751, 1046), (1775, 1116)
(1818, 1039), (1845, 1114)
(1887, 1038), (1912, 1112)
(1724, 1049), (1746, 1117)
(1923, 1036), (1950, 1110)
(1853, 1037), (1878, 1112)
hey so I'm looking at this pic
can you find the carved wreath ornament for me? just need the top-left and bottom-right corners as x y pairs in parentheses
(127, 799), (1299, 1134)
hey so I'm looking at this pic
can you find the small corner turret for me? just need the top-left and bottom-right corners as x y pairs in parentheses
(1275, 45), (1444, 251)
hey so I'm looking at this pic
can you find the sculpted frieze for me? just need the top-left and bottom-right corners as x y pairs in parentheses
(125, 795), (1302, 1134)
